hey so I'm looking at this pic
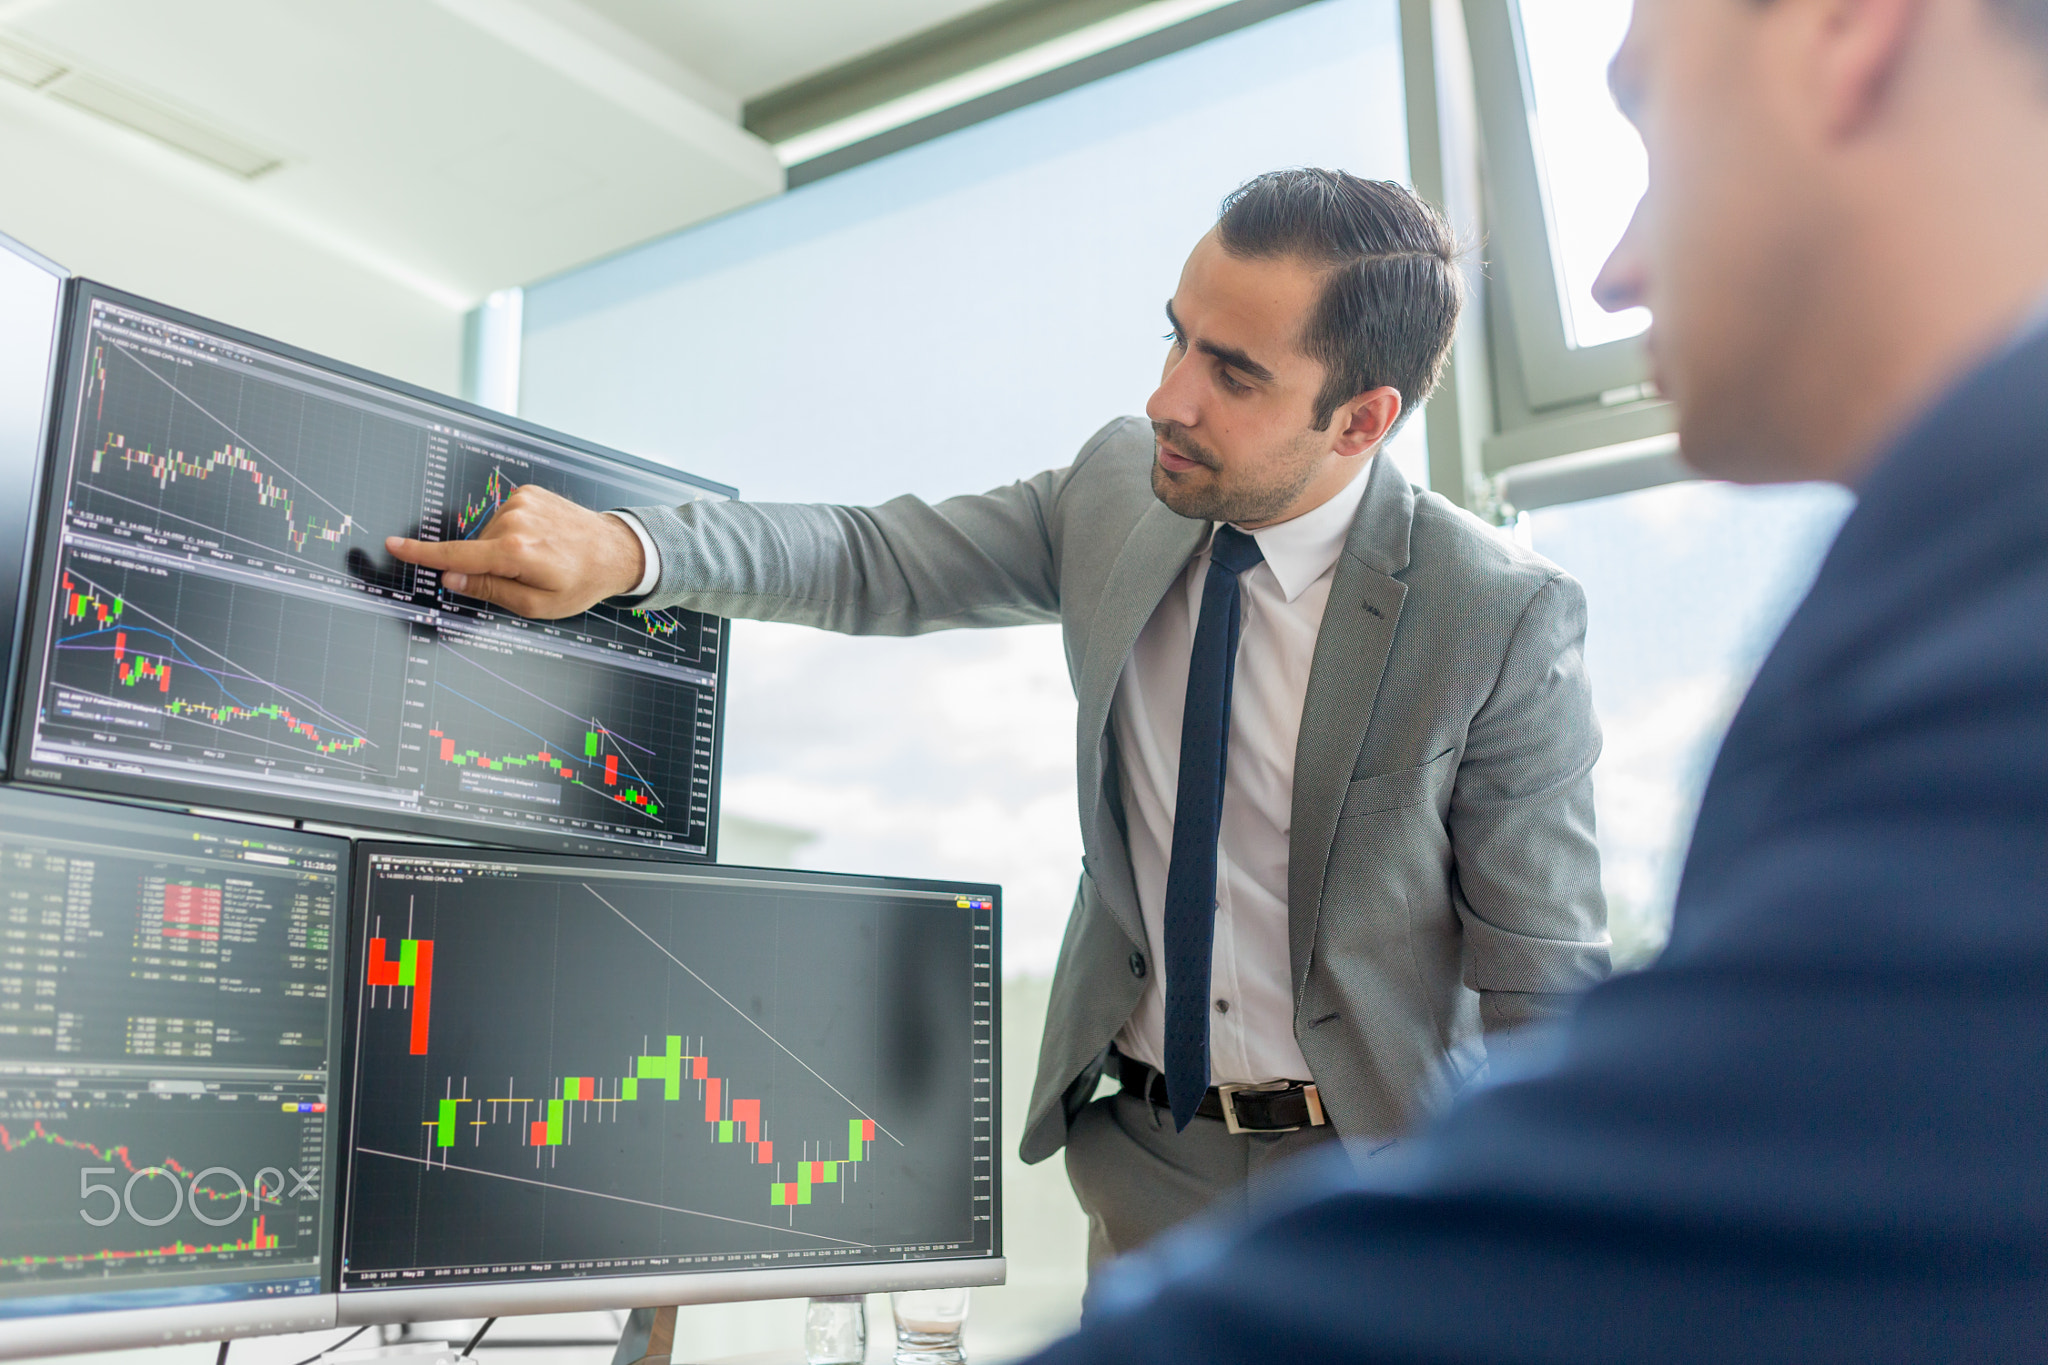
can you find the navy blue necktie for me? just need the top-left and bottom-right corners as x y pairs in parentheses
(1162, 524), (1264, 1131)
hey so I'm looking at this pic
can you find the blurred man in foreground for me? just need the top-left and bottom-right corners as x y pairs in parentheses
(1025, 0), (2048, 1358)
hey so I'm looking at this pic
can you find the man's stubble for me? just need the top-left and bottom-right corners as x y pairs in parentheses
(1148, 420), (1325, 526)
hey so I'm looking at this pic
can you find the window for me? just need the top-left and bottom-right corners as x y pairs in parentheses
(1446, 0), (1666, 479)
(1520, 480), (1854, 965)
(1518, 0), (1647, 350)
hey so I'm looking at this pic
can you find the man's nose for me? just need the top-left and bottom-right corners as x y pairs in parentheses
(1146, 349), (1199, 427)
(1593, 195), (1651, 315)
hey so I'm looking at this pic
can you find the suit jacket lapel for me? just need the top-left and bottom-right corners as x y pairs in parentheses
(1076, 499), (1208, 947)
(1288, 453), (1414, 994)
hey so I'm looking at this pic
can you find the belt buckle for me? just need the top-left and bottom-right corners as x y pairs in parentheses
(1216, 1080), (1325, 1135)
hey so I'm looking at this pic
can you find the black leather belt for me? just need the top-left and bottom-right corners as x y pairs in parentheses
(1117, 1054), (1326, 1134)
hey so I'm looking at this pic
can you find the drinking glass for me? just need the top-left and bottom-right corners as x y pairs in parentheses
(806, 1294), (867, 1365)
(891, 1287), (970, 1364)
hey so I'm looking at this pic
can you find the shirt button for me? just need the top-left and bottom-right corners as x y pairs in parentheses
(1129, 951), (1146, 979)
(1214, 999), (1230, 1014)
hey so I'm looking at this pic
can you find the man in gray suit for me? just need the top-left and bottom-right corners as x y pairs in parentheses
(387, 169), (1609, 1265)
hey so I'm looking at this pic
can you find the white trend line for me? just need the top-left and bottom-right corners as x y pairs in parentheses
(107, 338), (358, 524)
(356, 1147), (874, 1248)
(583, 884), (904, 1147)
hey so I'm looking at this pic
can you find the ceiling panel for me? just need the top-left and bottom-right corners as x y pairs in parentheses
(578, 0), (997, 100)
(1, 0), (784, 301)
(0, 0), (1023, 386)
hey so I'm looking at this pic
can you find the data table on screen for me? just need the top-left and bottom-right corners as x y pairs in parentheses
(16, 286), (729, 859)
(339, 850), (999, 1291)
(0, 788), (345, 1316)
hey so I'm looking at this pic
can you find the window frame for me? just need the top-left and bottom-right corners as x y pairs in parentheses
(1404, 0), (1686, 517)
(1463, 0), (1650, 409)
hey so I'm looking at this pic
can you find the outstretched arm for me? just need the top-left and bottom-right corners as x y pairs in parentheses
(385, 417), (1143, 631)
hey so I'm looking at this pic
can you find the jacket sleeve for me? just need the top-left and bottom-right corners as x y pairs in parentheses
(1448, 571), (1610, 1029)
(622, 459), (1073, 635)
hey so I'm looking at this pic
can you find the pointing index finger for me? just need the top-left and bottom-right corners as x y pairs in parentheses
(385, 536), (504, 576)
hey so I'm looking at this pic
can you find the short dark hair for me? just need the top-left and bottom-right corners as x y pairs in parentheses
(1215, 169), (1462, 433)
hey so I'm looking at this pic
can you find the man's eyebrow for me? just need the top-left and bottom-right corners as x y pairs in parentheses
(1163, 300), (1274, 382)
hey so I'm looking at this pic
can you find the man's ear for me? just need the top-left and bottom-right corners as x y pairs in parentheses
(1333, 386), (1403, 458)
(1811, 0), (1930, 139)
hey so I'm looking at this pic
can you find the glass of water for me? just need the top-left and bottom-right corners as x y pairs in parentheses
(891, 1288), (969, 1364)
(805, 1295), (867, 1365)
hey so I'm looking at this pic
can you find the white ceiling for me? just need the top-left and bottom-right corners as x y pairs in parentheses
(0, 0), (992, 387)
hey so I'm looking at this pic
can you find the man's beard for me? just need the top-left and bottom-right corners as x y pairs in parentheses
(1149, 421), (1322, 526)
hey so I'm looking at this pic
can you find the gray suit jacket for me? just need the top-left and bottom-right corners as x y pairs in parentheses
(629, 417), (1608, 1164)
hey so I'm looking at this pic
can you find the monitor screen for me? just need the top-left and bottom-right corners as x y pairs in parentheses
(336, 845), (1000, 1316)
(0, 787), (347, 1343)
(13, 282), (730, 860)
(0, 231), (67, 775)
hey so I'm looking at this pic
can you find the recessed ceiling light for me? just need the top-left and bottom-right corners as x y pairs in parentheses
(46, 71), (282, 179)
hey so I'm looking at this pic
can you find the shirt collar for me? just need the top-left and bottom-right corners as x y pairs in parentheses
(1211, 457), (1375, 604)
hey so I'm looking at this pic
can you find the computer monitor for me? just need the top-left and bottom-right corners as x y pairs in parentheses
(0, 231), (69, 775)
(336, 844), (1002, 1320)
(12, 281), (731, 860)
(0, 787), (348, 1357)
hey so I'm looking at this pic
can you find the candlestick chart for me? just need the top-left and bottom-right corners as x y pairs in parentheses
(66, 332), (428, 589)
(39, 557), (407, 781)
(339, 853), (997, 1290)
(23, 288), (725, 860)
(441, 439), (723, 671)
(422, 631), (705, 838)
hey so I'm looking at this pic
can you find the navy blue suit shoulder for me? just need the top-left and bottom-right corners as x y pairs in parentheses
(1028, 332), (2048, 1365)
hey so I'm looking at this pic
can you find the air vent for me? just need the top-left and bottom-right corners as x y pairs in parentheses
(46, 71), (282, 179)
(0, 32), (66, 88)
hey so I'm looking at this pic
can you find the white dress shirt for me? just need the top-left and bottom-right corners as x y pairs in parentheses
(1111, 465), (1373, 1086)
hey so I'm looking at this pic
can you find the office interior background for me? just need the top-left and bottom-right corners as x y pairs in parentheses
(0, 0), (1853, 1359)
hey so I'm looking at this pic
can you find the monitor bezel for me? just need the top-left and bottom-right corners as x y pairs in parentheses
(333, 843), (1005, 1320)
(0, 230), (71, 778)
(0, 787), (354, 1357)
(9, 278), (733, 863)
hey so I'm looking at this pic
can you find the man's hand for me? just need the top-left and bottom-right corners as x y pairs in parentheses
(385, 484), (646, 619)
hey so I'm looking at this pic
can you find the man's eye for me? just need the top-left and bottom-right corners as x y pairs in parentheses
(1163, 331), (1185, 348)
(1218, 370), (1250, 394)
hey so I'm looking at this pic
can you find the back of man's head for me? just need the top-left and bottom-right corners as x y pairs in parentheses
(1214, 169), (1461, 435)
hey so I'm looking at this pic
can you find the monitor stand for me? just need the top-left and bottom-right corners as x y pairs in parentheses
(612, 1307), (679, 1365)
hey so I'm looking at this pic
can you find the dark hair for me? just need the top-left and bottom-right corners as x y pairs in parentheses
(1215, 169), (1462, 433)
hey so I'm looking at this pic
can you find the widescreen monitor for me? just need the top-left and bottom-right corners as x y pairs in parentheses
(12, 281), (730, 860)
(0, 787), (348, 1357)
(336, 845), (1002, 1320)
(0, 231), (69, 775)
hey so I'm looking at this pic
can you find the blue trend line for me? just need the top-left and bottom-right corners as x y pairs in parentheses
(57, 625), (368, 738)
(57, 625), (251, 709)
